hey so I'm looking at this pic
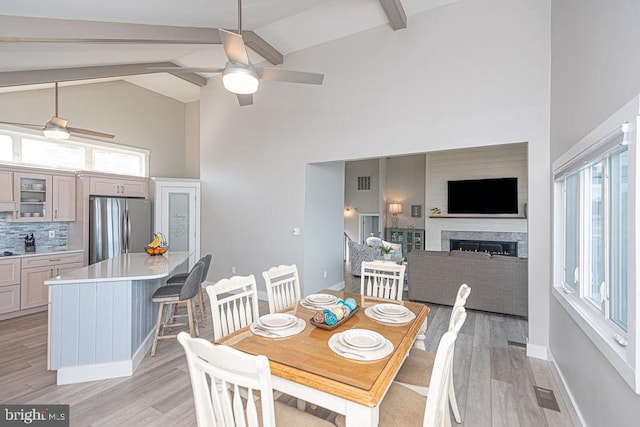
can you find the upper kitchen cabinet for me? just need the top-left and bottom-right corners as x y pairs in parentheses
(88, 175), (148, 198)
(52, 175), (76, 221)
(0, 170), (16, 211)
(11, 172), (76, 222)
(14, 172), (52, 221)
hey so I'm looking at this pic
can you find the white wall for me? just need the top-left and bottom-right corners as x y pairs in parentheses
(199, 0), (550, 348)
(0, 81), (187, 177)
(184, 101), (200, 179)
(550, 0), (640, 423)
(425, 143), (528, 249)
(304, 161), (345, 295)
(344, 159), (380, 243)
(385, 155), (425, 229)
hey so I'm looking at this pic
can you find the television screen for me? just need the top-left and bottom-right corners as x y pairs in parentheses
(447, 178), (518, 214)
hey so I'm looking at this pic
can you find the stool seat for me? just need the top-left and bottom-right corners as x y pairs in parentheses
(152, 284), (184, 300)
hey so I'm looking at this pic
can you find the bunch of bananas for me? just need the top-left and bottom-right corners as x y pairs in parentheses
(146, 232), (168, 256)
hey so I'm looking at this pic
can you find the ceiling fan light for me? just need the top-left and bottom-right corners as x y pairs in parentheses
(43, 122), (70, 140)
(223, 67), (259, 95)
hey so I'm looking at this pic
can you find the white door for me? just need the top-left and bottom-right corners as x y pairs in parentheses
(161, 186), (199, 268)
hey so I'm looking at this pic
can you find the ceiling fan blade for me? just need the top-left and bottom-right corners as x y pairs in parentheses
(258, 68), (324, 85)
(0, 121), (43, 130)
(236, 94), (253, 106)
(219, 29), (250, 65)
(67, 127), (115, 139)
(147, 67), (225, 73)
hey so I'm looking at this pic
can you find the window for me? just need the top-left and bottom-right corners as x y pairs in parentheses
(0, 128), (148, 176)
(554, 114), (637, 392)
(0, 135), (12, 162)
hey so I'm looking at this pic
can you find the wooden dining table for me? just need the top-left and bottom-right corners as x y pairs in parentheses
(216, 290), (430, 427)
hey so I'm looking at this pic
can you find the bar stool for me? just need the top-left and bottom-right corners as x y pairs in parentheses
(151, 260), (205, 356)
(166, 254), (212, 327)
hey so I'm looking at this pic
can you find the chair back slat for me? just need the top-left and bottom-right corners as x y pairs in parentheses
(178, 333), (277, 427)
(207, 275), (260, 341)
(262, 264), (302, 313)
(360, 261), (406, 302)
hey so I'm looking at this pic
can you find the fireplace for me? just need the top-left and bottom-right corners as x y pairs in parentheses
(450, 239), (518, 257)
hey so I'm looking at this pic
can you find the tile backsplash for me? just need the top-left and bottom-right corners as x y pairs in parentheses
(0, 216), (68, 253)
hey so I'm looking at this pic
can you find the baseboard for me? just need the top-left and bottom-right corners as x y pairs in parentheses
(57, 360), (133, 385)
(0, 305), (47, 321)
(132, 329), (155, 371)
(327, 281), (345, 291)
(548, 350), (586, 427)
(526, 343), (549, 360)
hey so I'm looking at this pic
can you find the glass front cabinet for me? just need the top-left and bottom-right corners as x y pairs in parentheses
(13, 173), (52, 221)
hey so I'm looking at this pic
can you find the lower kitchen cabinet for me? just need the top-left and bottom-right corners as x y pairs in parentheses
(20, 253), (84, 310)
(0, 258), (21, 315)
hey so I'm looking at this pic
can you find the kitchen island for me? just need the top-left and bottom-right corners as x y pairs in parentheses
(44, 251), (190, 385)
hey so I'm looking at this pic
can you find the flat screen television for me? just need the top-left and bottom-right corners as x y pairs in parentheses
(447, 177), (518, 214)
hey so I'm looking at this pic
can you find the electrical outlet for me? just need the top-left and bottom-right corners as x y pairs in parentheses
(48, 230), (55, 238)
(323, 270), (327, 278)
(231, 266), (236, 274)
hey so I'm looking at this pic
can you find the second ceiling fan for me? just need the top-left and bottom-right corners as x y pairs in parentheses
(157, 0), (325, 106)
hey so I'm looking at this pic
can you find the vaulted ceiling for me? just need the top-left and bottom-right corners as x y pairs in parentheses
(0, 0), (456, 102)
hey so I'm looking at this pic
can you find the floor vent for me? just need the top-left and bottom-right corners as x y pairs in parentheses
(507, 340), (527, 348)
(534, 386), (560, 412)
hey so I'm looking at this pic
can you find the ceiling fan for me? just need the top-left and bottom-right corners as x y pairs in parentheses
(0, 82), (115, 140)
(153, 0), (324, 106)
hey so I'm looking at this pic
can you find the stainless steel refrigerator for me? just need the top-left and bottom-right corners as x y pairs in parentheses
(89, 196), (152, 265)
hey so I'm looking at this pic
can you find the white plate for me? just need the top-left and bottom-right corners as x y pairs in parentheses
(305, 294), (338, 305)
(373, 304), (410, 317)
(328, 334), (394, 361)
(340, 329), (385, 349)
(257, 313), (298, 330)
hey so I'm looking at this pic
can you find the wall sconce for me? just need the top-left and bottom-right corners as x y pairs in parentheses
(344, 207), (353, 217)
(388, 203), (402, 228)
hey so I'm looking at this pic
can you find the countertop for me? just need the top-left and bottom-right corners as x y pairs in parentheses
(0, 249), (84, 259)
(44, 251), (190, 285)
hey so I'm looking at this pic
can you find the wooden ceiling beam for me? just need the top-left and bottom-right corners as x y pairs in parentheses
(379, 0), (408, 31)
(0, 16), (284, 65)
(0, 62), (207, 88)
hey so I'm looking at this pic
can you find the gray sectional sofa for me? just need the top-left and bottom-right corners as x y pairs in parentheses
(407, 250), (528, 317)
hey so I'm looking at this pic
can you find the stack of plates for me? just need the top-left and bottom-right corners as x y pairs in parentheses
(300, 293), (338, 310)
(329, 329), (393, 361)
(365, 303), (415, 325)
(250, 313), (305, 338)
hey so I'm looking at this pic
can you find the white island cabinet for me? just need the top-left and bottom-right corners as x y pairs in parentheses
(44, 251), (190, 385)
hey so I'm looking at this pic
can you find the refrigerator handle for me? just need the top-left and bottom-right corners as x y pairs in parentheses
(126, 208), (132, 253)
(121, 207), (127, 253)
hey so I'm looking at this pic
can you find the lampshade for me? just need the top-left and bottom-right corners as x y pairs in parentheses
(388, 203), (403, 214)
(222, 66), (259, 95)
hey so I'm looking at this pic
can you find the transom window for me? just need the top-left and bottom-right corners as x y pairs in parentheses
(0, 128), (148, 177)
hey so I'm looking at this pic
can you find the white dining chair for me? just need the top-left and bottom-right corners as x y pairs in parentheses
(177, 332), (335, 427)
(414, 283), (471, 351)
(206, 274), (261, 341)
(335, 307), (467, 427)
(262, 264), (301, 313)
(360, 260), (406, 301)
(395, 285), (471, 423)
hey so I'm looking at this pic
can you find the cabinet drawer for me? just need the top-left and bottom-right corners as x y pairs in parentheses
(0, 284), (20, 314)
(21, 253), (84, 269)
(0, 258), (21, 286)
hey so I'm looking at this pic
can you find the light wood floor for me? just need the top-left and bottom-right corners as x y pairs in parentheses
(0, 268), (577, 426)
